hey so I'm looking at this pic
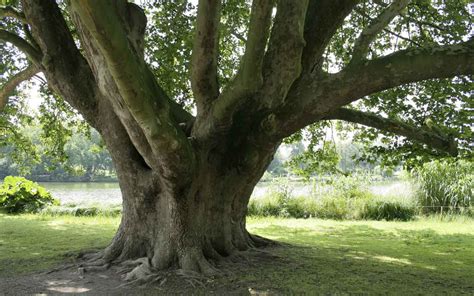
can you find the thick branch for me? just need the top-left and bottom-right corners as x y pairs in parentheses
(339, 39), (474, 109)
(324, 108), (458, 155)
(354, 7), (422, 48)
(351, 0), (411, 62)
(71, 0), (195, 181)
(274, 39), (474, 139)
(22, 0), (153, 172)
(0, 6), (27, 23)
(191, 0), (221, 115)
(22, 0), (99, 122)
(193, 0), (274, 139)
(239, 0), (273, 90)
(193, 1), (309, 141)
(302, 0), (359, 74)
(0, 64), (39, 111)
(0, 29), (41, 64)
(261, 0), (309, 107)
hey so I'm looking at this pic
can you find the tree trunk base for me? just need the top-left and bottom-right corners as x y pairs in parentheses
(76, 231), (276, 285)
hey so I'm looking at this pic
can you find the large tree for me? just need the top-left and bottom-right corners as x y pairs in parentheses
(1, 0), (472, 281)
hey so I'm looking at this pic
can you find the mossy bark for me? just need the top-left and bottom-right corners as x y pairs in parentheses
(101, 145), (275, 273)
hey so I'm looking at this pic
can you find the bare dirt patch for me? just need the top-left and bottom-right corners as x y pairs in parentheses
(0, 247), (284, 295)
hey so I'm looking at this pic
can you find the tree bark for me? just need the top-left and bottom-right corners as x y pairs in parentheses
(101, 139), (277, 275)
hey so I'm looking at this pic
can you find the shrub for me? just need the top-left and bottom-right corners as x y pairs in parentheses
(248, 174), (419, 221)
(248, 194), (283, 217)
(248, 179), (294, 217)
(40, 205), (122, 217)
(0, 176), (59, 213)
(252, 168), (473, 220)
(360, 200), (416, 221)
(413, 160), (473, 214)
(286, 196), (320, 218)
(327, 173), (373, 199)
(313, 197), (350, 220)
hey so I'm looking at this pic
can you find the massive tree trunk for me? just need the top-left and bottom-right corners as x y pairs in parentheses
(103, 132), (277, 275)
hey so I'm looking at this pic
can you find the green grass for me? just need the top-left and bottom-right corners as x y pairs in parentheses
(246, 217), (474, 294)
(0, 214), (119, 276)
(1, 214), (473, 294)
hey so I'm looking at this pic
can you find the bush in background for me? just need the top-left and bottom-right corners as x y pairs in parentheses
(360, 199), (416, 221)
(248, 174), (417, 221)
(413, 160), (473, 214)
(41, 204), (121, 217)
(0, 176), (59, 213)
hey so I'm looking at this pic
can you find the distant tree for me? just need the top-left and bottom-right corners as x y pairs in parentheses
(0, 127), (114, 181)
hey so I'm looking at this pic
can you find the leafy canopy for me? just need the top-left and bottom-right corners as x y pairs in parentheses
(0, 0), (472, 173)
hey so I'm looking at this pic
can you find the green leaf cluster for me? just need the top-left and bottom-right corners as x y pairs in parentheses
(0, 176), (59, 213)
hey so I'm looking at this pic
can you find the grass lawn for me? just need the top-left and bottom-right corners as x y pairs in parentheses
(1, 214), (473, 294)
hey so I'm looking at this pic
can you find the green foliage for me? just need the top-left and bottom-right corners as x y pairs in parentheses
(0, 176), (58, 213)
(360, 199), (416, 221)
(1, 0), (472, 177)
(282, 0), (473, 170)
(248, 180), (293, 217)
(287, 140), (341, 180)
(41, 204), (122, 217)
(143, 0), (195, 108)
(143, 0), (249, 109)
(0, 127), (115, 181)
(248, 175), (417, 221)
(248, 194), (417, 221)
(413, 159), (473, 214)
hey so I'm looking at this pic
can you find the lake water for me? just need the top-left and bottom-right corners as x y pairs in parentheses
(40, 182), (122, 206)
(40, 180), (414, 207)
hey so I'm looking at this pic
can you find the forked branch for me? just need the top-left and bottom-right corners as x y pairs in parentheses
(351, 0), (411, 62)
(324, 108), (458, 155)
(195, 0), (274, 138)
(0, 29), (41, 64)
(0, 64), (39, 111)
(338, 39), (474, 109)
(71, 0), (196, 179)
(274, 39), (473, 140)
(0, 5), (27, 23)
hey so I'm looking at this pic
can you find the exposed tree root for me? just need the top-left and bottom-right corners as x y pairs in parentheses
(62, 232), (280, 289)
(251, 234), (278, 247)
(116, 259), (160, 288)
(77, 250), (104, 262)
(79, 258), (107, 267)
(175, 269), (213, 288)
(43, 263), (76, 275)
(117, 257), (149, 274)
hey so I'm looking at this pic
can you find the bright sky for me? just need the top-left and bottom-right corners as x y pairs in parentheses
(26, 81), (42, 110)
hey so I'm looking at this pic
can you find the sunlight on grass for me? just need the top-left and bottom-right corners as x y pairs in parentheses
(0, 214), (119, 276)
(371, 255), (412, 265)
(1, 214), (473, 294)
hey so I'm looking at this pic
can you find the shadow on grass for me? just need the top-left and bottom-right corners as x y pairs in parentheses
(0, 214), (118, 276)
(1, 215), (473, 294)
(240, 224), (474, 294)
